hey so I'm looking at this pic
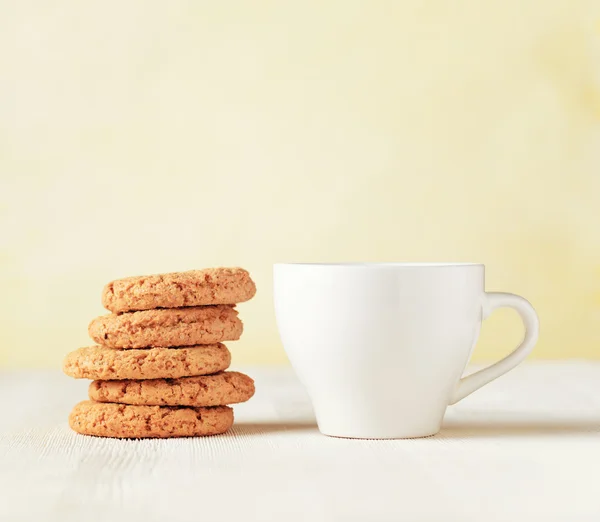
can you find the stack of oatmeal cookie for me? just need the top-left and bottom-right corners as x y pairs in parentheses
(63, 268), (256, 438)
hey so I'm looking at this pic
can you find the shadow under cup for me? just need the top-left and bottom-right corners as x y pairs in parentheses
(274, 263), (488, 439)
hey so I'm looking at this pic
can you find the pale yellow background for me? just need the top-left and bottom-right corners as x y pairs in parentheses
(1, 1), (599, 368)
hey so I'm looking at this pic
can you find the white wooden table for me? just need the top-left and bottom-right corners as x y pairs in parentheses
(1, 363), (600, 522)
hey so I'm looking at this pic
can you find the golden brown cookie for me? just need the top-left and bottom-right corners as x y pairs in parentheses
(88, 306), (242, 349)
(89, 371), (255, 407)
(63, 344), (231, 380)
(69, 400), (233, 438)
(102, 267), (256, 313)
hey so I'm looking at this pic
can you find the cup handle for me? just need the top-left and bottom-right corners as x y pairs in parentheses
(449, 292), (540, 405)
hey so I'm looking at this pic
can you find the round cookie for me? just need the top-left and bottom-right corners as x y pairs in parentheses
(69, 401), (233, 438)
(102, 267), (256, 313)
(88, 305), (242, 349)
(89, 371), (255, 407)
(63, 344), (231, 380)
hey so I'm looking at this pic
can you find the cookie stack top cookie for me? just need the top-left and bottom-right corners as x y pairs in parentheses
(101, 267), (256, 313)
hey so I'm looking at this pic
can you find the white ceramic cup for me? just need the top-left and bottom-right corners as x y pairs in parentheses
(274, 263), (539, 439)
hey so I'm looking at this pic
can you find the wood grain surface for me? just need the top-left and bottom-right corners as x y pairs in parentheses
(1, 363), (599, 521)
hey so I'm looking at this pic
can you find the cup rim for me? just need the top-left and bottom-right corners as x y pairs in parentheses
(274, 262), (484, 267)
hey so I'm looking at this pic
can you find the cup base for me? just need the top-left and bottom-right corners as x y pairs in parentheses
(319, 428), (440, 440)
